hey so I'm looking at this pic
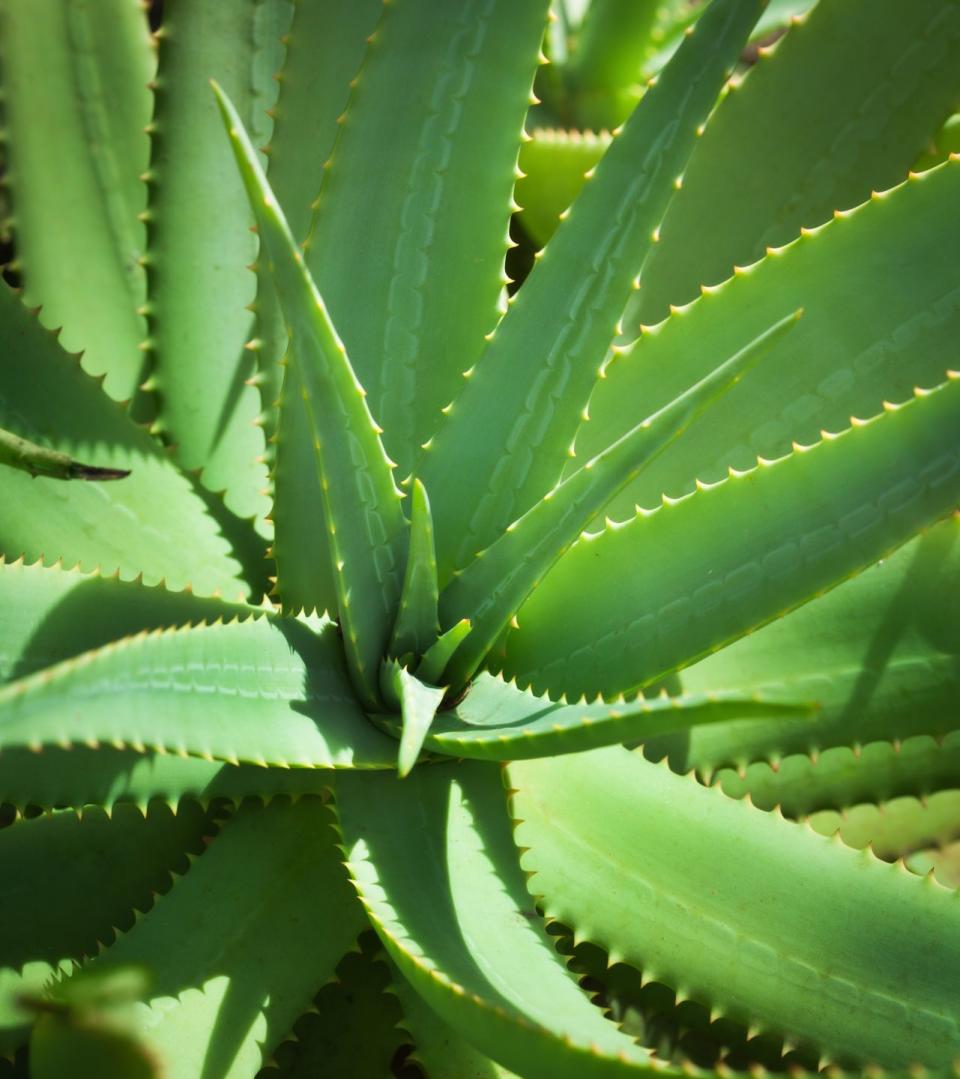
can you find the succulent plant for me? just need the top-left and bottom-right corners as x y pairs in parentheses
(1, 0), (959, 1076)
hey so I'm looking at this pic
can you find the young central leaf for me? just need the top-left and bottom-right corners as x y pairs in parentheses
(389, 480), (441, 661)
(214, 83), (408, 711)
(379, 660), (446, 778)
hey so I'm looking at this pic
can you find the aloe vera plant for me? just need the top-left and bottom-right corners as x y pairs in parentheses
(1, 0), (959, 1076)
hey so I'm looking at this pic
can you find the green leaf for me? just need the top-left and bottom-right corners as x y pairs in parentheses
(215, 82), (409, 709)
(418, 0), (763, 582)
(390, 480), (440, 660)
(624, 0), (960, 328)
(333, 763), (675, 1078)
(0, 558), (260, 687)
(379, 661), (446, 779)
(515, 128), (610, 247)
(376, 672), (808, 764)
(0, 801), (213, 1053)
(559, 0), (662, 130)
(907, 844), (960, 889)
(0, 425), (129, 481)
(500, 371), (960, 700)
(267, 359), (338, 616)
(145, 0), (289, 522)
(643, 513), (960, 776)
(87, 798), (366, 1078)
(416, 619), (471, 687)
(389, 959), (520, 1079)
(439, 311), (800, 689)
(255, 0), (381, 461)
(0, 284), (247, 599)
(304, 0), (551, 481)
(0, 746), (336, 815)
(806, 790), (960, 863)
(710, 733), (960, 820)
(579, 161), (960, 522)
(508, 747), (960, 1067)
(0, 615), (396, 769)
(263, 931), (408, 1079)
(0, 0), (153, 403)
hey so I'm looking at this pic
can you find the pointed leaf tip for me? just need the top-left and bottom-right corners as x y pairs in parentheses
(214, 82), (409, 709)
(380, 662), (445, 778)
(417, 618), (472, 686)
(389, 480), (440, 660)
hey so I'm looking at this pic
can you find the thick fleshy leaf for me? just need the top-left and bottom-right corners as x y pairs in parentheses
(85, 798), (366, 1078)
(508, 748), (960, 1067)
(555, 0), (663, 130)
(0, 802), (213, 1052)
(0, 746), (337, 814)
(807, 790), (960, 863)
(418, 0), (763, 582)
(515, 128), (610, 247)
(334, 763), (669, 1077)
(500, 372), (960, 699)
(0, 284), (246, 599)
(0, 616), (395, 769)
(259, 0), (382, 609)
(216, 83), (408, 709)
(643, 513), (960, 775)
(439, 311), (799, 688)
(379, 662), (445, 779)
(145, 0), (290, 521)
(0, 0), (153, 402)
(390, 480), (440, 660)
(417, 619), (471, 687)
(579, 161), (960, 520)
(0, 558), (256, 686)
(711, 733), (960, 819)
(304, 0), (551, 481)
(624, 0), (960, 328)
(389, 959), (520, 1079)
(374, 672), (808, 764)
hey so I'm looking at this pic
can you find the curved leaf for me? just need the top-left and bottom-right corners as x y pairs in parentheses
(86, 798), (366, 1078)
(0, 284), (246, 599)
(333, 762), (681, 1078)
(508, 748), (960, 1067)
(500, 373), (960, 699)
(644, 513), (960, 773)
(579, 161), (960, 521)
(0, 801), (213, 1053)
(625, 0), (960, 327)
(0, 559), (256, 686)
(0, 0), (153, 401)
(0, 746), (335, 814)
(145, 0), (289, 521)
(304, 0), (551, 481)
(0, 616), (395, 769)
(711, 733), (960, 819)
